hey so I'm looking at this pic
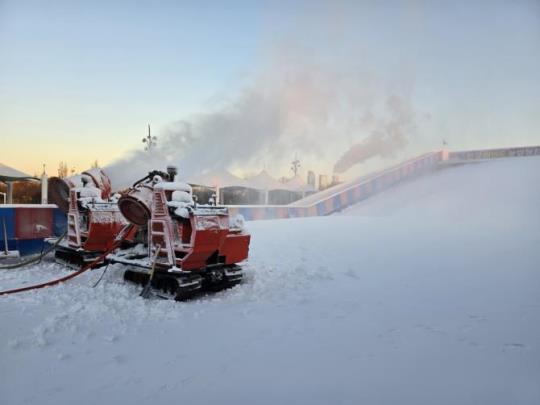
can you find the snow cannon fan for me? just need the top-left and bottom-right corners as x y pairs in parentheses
(49, 168), (112, 214)
(117, 169), (173, 226)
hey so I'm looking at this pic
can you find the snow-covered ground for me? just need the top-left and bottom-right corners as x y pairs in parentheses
(1, 156), (539, 405)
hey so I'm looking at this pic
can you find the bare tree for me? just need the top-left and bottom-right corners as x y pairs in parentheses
(57, 162), (68, 178)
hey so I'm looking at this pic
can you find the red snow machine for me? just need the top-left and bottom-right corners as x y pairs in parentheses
(111, 169), (251, 300)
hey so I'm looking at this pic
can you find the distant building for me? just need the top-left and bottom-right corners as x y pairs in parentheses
(318, 174), (329, 191)
(307, 171), (316, 189)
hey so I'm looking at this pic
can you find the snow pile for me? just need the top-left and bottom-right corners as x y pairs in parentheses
(154, 181), (193, 193)
(229, 213), (246, 231)
(76, 185), (104, 208)
(166, 186), (195, 218)
(1, 157), (539, 405)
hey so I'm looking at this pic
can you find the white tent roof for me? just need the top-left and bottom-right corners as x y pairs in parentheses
(282, 174), (316, 192)
(244, 170), (284, 191)
(0, 163), (34, 182)
(185, 169), (315, 193)
(186, 170), (247, 188)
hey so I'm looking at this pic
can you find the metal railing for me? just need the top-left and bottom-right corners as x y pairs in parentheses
(448, 145), (540, 161)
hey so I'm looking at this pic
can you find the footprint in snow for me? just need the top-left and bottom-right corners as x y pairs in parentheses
(467, 314), (487, 322)
(112, 354), (127, 364)
(502, 342), (528, 352)
(344, 268), (359, 279)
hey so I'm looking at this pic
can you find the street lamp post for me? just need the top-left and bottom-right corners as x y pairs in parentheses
(291, 154), (301, 176)
(142, 124), (158, 151)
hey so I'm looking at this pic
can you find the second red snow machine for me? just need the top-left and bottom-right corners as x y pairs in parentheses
(48, 169), (137, 268)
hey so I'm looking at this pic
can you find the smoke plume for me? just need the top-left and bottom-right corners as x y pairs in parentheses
(333, 94), (415, 174)
(105, 57), (417, 188)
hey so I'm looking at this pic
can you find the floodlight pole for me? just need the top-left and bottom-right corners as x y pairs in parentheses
(142, 124), (157, 151)
(291, 154), (301, 176)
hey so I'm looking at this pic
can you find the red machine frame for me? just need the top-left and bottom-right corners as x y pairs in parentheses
(149, 186), (250, 271)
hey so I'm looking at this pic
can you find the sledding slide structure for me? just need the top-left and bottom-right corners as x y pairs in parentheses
(228, 145), (540, 221)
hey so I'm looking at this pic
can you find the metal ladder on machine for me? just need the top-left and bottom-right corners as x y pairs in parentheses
(66, 212), (81, 247)
(67, 190), (81, 247)
(149, 190), (177, 267)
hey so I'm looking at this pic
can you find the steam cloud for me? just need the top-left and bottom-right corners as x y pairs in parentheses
(333, 94), (415, 174)
(105, 60), (417, 188)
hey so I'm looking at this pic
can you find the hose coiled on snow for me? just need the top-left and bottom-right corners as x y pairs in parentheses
(0, 230), (67, 270)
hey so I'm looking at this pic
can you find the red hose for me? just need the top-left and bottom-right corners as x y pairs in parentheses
(0, 225), (133, 297)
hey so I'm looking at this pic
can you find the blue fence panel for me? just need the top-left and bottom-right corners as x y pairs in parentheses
(238, 207), (253, 221)
(265, 207), (277, 219)
(53, 208), (67, 236)
(0, 207), (16, 242)
(316, 202), (326, 216)
(15, 239), (47, 256)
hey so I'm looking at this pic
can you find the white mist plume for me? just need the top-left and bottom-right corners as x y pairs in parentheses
(333, 94), (415, 174)
(105, 58), (417, 188)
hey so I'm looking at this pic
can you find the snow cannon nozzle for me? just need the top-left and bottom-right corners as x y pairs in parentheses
(48, 168), (112, 214)
(119, 167), (175, 226)
(131, 169), (170, 188)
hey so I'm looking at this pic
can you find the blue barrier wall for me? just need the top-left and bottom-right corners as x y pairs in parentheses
(0, 205), (66, 256)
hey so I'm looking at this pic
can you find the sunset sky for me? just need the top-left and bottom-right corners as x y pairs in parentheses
(1, 0), (539, 179)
